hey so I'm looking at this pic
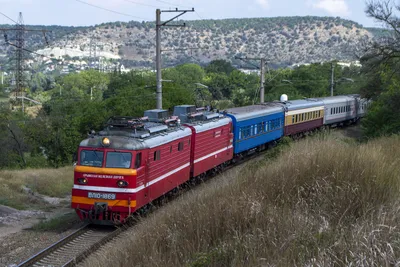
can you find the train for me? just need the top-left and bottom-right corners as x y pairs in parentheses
(71, 94), (370, 224)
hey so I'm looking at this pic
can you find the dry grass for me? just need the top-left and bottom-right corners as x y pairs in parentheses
(81, 135), (400, 267)
(0, 167), (73, 209)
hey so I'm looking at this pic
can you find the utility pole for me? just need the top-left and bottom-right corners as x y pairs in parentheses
(260, 58), (265, 103)
(330, 62), (335, 96)
(15, 12), (24, 101)
(0, 12), (50, 112)
(89, 37), (98, 69)
(155, 7), (194, 109)
(156, 9), (161, 109)
(235, 56), (267, 103)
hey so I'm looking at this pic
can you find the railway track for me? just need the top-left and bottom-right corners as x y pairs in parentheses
(17, 225), (121, 267)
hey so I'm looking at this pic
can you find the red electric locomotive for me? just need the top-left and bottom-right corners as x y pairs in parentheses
(71, 106), (233, 224)
(173, 105), (233, 178)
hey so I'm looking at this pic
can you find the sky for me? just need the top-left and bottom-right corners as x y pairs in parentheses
(0, 0), (382, 28)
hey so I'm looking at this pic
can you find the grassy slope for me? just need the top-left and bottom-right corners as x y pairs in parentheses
(0, 167), (73, 210)
(82, 135), (400, 267)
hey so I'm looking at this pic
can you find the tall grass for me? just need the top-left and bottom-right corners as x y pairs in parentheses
(82, 135), (400, 267)
(0, 167), (73, 209)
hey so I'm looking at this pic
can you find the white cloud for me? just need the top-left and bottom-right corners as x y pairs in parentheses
(255, 0), (270, 10)
(312, 0), (350, 16)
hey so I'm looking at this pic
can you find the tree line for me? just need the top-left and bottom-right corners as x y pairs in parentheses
(1, 0), (400, 169)
(0, 60), (364, 169)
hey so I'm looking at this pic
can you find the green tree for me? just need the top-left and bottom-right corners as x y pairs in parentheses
(203, 73), (229, 99)
(0, 105), (28, 168)
(360, 1), (400, 137)
(205, 59), (235, 75)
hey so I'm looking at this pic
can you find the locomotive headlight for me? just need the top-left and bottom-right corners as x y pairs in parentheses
(102, 137), (111, 147)
(117, 180), (128, 188)
(78, 178), (88, 184)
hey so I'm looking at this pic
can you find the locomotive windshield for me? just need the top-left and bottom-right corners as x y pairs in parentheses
(106, 152), (132, 168)
(80, 150), (104, 167)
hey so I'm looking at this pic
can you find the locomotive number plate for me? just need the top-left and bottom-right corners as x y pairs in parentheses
(88, 192), (116, 200)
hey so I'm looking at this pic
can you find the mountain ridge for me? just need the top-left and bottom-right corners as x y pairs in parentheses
(0, 16), (384, 69)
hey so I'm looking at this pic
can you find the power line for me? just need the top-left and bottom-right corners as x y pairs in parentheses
(0, 11), (18, 24)
(155, 0), (192, 9)
(194, 11), (204, 20)
(0, 12), (51, 115)
(74, 0), (150, 20)
(123, 0), (169, 8)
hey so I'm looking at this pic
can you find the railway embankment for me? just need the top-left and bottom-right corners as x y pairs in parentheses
(80, 133), (400, 266)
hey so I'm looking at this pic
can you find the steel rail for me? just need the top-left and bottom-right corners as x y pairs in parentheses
(17, 225), (89, 267)
(16, 224), (119, 267)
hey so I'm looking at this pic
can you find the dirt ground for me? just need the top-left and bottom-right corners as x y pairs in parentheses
(0, 200), (83, 267)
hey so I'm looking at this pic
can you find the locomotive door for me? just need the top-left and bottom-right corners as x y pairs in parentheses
(144, 158), (150, 201)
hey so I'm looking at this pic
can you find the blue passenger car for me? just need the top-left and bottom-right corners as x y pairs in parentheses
(224, 103), (285, 154)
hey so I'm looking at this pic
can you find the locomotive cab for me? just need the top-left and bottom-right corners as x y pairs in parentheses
(71, 114), (191, 225)
(72, 141), (145, 224)
(71, 117), (149, 224)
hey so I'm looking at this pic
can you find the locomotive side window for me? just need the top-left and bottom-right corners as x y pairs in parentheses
(106, 152), (132, 168)
(135, 152), (142, 168)
(80, 150), (103, 167)
(178, 142), (184, 151)
(154, 150), (161, 161)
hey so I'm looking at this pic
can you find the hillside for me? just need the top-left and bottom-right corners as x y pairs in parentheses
(79, 134), (400, 266)
(0, 16), (383, 69)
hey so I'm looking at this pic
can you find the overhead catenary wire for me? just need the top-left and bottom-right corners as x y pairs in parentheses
(0, 11), (18, 24)
(194, 11), (203, 20)
(155, 0), (192, 9)
(123, 0), (169, 9)
(74, 0), (151, 21)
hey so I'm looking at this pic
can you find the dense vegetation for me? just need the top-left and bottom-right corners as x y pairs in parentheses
(0, 60), (362, 169)
(81, 135), (400, 266)
(358, 0), (400, 138)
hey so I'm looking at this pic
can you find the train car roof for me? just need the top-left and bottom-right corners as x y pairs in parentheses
(185, 117), (232, 133)
(224, 103), (284, 122)
(314, 95), (359, 105)
(282, 99), (324, 110)
(80, 126), (192, 150)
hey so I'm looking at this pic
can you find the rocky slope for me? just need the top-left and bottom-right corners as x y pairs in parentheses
(0, 16), (380, 68)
